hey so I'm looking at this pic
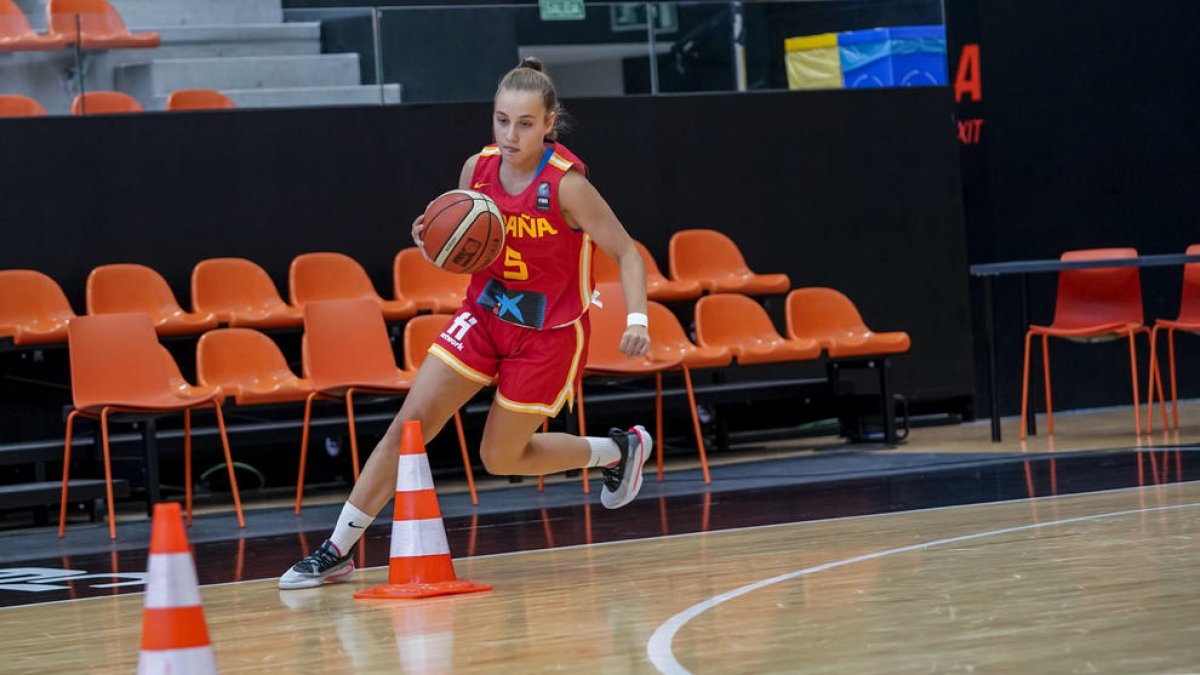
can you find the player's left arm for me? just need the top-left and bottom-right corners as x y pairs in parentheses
(560, 169), (649, 358)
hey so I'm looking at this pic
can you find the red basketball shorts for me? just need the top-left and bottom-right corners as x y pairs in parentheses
(428, 301), (589, 417)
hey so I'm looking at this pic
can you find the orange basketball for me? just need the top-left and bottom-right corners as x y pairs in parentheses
(420, 189), (505, 275)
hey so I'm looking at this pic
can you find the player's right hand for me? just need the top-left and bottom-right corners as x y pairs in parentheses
(411, 213), (430, 261)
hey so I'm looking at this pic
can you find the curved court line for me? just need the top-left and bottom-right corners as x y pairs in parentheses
(647, 501), (1200, 675)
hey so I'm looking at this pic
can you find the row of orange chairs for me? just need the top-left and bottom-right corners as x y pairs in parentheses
(1019, 246), (1200, 439)
(0, 0), (157, 52)
(0, 90), (235, 117)
(0, 251), (460, 345)
(59, 281), (909, 539)
(1, 229), (786, 346)
(60, 302), (480, 539)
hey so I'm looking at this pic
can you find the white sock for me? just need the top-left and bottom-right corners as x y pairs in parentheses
(329, 502), (373, 556)
(584, 436), (621, 468)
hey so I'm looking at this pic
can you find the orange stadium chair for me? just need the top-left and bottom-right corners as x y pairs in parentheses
(0, 269), (77, 345)
(290, 252), (417, 321)
(1146, 244), (1200, 432)
(787, 287), (911, 444)
(593, 240), (702, 302)
(694, 293), (821, 365)
(644, 300), (727, 483)
(1021, 248), (1147, 439)
(785, 288), (911, 358)
(0, 94), (47, 116)
(192, 258), (303, 329)
(0, 0), (67, 52)
(393, 247), (468, 314)
(60, 313), (244, 539)
(577, 283), (685, 483)
(48, 0), (159, 49)
(87, 264), (218, 335)
(71, 90), (142, 115)
(404, 314), (478, 505)
(295, 299), (414, 513)
(196, 328), (312, 406)
(166, 88), (236, 111)
(669, 229), (791, 295)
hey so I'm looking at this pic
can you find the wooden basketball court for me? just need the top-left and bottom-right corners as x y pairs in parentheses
(3, 419), (1198, 673)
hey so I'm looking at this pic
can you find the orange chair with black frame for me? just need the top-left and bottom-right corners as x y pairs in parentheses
(1020, 248), (1148, 439)
(402, 314), (479, 505)
(70, 91), (143, 115)
(669, 229), (790, 296)
(0, 269), (76, 346)
(290, 252), (417, 322)
(593, 239), (702, 302)
(192, 257), (303, 330)
(1146, 244), (1200, 433)
(60, 313), (244, 539)
(87, 263), (218, 335)
(786, 287), (912, 444)
(0, 0), (67, 52)
(47, 0), (158, 49)
(166, 89), (235, 111)
(393, 247), (469, 314)
(294, 299), (414, 513)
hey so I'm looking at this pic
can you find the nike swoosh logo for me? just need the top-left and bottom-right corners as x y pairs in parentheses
(348, 521), (365, 529)
(473, 182), (488, 189)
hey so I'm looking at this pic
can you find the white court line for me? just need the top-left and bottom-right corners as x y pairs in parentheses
(646, 500), (1200, 675)
(4, 480), (1197, 611)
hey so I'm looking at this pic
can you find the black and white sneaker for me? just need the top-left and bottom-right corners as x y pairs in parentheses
(601, 425), (653, 510)
(278, 540), (356, 590)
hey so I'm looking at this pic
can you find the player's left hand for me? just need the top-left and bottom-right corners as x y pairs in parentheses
(620, 325), (650, 357)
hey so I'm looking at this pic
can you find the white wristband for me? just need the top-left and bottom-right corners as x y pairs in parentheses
(626, 312), (648, 328)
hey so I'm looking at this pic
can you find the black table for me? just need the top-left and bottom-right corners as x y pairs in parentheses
(969, 253), (1200, 442)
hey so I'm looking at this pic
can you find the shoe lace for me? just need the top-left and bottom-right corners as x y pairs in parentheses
(301, 543), (340, 571)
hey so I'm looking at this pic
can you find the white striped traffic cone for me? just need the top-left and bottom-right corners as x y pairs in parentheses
(354, 420), (490, 600)
(137, 502), (218, 674)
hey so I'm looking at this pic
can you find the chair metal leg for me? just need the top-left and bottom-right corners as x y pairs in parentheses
(295, 392), (315, 515)
(877, 357), (897, 445)
(100, 408), (116, 540)
(453, 411), (478, 505)
(1042, 335), (1055, 436)
(345, 389), (360, 482)
(184, 409), (192, 526)
(1127, 330), (1142, 436)
(1145, 326), (1168, 435)
(1020, 331), (1034, 440)
(58, 410), (79, 538)
(1168, 327), (1179, 430)
(682, 366), (711, 484)
(214, 402), (245, 528)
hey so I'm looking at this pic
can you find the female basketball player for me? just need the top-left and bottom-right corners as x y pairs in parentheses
(280, 57), (651, 589)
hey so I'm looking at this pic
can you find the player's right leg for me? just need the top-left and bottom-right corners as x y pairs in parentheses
(279, 357), (484, 589)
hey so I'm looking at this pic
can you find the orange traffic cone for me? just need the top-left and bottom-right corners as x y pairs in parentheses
(355, 420), (490, 600)
(138, 502), (217, 674)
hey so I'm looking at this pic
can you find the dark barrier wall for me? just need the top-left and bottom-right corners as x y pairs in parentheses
(0, 89), (971, 442)
(946, 0), (1200, 415)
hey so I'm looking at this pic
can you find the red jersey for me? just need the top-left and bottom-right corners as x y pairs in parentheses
(467, 142), (593, 330)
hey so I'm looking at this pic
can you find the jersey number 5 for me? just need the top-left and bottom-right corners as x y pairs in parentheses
(503, 247), (528, 281)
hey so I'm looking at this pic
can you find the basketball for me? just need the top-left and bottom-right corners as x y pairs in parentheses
(420, 189), (505, 275)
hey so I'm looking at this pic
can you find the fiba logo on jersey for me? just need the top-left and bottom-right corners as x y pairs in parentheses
(536, 181), (551, 211)
(441, 312), (478, 351)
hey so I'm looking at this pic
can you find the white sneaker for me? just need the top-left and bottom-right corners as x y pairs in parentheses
(600, 425), (652, 509)
(278, 540), (356, 590)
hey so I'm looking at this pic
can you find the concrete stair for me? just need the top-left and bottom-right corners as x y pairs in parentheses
(5, 0), (400, 112)
(116, 54), (362, 100)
